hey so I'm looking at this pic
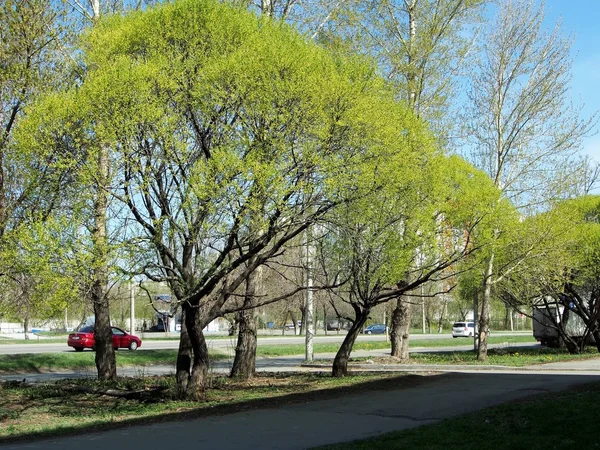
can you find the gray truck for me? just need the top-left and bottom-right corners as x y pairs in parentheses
(533, 304), (590, 348)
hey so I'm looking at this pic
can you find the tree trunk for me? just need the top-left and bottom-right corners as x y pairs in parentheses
(593, 330), (600, 353)
(332, 312), (369, 377)
(299, 306), (306, 336)
(230, 307), (257, 379)
(92, 146), (115, 380)
(390, 296), (412, 360)
(175, 307), (192, 398)
(477, 254), (494, 361)
(230, 266), (261, 379)
(182, 305), (210, 400)
(23, 315), (29, 340)
(400, 302), (413, 360)
(437, 294), (448, 333)
(93, 287), (116, 380)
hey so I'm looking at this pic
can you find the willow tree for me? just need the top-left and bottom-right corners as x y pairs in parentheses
(319, 153), (499, 376)
(463, 0), (595, 360)
(496, 196), (600, 354)
(227, 0), (369, 378)
(48, 0), (432, 399)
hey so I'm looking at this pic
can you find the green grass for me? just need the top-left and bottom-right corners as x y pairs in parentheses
(363, 346), (598, 367)
(1, 344), (591, 374)
(0, 372), (422, 442)
(0, 335), (556, 374)
(408, 346), (598, 366)
(314, 381), (600, 450)
(255, 335), (536, 357)
(0, 350), (230, 373)
(0, 337), (68, 344)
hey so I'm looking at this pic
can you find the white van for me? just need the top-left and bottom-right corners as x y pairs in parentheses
(452, 321), (475, 338)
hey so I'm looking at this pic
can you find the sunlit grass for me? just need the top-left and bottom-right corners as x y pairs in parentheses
(0, 350), (230, 373)
(0, 372), (422, 442)
(315, 381), (600, 450)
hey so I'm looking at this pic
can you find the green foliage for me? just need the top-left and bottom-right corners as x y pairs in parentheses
(321, 147), (500, 309)
(0, 218), (84, 319)
(45, 0), (446, 317)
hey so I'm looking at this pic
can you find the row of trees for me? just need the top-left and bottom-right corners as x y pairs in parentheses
(1, 0), (596, 399)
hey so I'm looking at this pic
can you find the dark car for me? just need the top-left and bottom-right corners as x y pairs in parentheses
(363, 324), (387, 335)
(67, 325), (142, 351)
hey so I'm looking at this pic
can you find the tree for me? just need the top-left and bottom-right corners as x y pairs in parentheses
(498, 196), (600, 354)
(322, 0), (485, 358)
(225, 0), (370, 378)
(318, 155), (498, 376)
(329, 1), (485, 132)
(0, 216), (85, 334)
(47, 0), (427, 398)
(58, 0), (156, 381)
(0, 0), (81, 337)
(462, 0), (595, 360)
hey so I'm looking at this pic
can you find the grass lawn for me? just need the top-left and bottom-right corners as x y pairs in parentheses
(0, 372), (428, 442)
(255, 335), (537, 357)
(0, 350), (229, 373)
(314, 381), (600, 450)
(407, 346), (598, 366)
(0, 336), (593, 374)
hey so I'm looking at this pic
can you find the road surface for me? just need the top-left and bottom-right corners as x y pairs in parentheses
(0, 369), (598, 450)
(0, 331), (532, 355)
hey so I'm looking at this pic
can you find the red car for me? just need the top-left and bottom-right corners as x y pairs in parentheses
(67, 325), (142, 351)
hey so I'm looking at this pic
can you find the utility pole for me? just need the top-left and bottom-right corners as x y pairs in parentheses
(473, 295), (478, 352)
(305, 228), (314, 362)
(129, 281), (135, 333)
(421, 284), (426, 333)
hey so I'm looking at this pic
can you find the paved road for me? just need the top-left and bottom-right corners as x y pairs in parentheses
(0, 331), (532, 355)
(0, 334), (386, 354)
(1, 369), (598, 450)
(0, 342), (542, 383)
(1, 345), (599, 450)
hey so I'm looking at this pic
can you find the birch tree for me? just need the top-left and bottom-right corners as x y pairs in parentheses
(330, 1), (484, 131)
(326, 0), (485, 357)
(463, 0), (595, 360)
(27, 0), (155, 380)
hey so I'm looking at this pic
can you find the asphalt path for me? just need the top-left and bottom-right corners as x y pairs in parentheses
(1, 335), (598, 450)
(0, 331), (531, 355)
(1, 369), (599, 450)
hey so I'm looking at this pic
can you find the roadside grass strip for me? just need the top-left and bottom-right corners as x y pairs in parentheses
(313, 380), (600, 450)
(0, 372), (424, 442)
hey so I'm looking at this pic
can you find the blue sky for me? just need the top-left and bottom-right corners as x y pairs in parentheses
(545, 0), (600, 161)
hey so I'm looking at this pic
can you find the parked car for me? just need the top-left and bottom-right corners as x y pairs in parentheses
(363, 324), (387, 335)
(285, 321), (301, 330)
(326, 319), (352, 331)
(452, 321), (475, 338)
(67, 326), (142, 351)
